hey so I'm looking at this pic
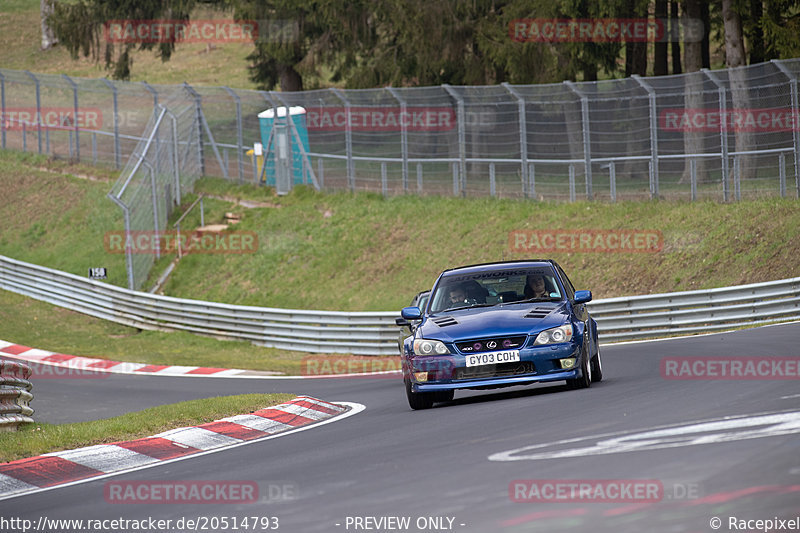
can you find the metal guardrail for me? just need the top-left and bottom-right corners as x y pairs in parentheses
(1, 254), (799, 355)
(0, 255), (399, 356)
(591, 277), (800, 340)
(0, 357), (34, 431)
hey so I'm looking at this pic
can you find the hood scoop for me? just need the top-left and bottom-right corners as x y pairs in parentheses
(524, 307), (551, 319)
(432, 316), (459, 327)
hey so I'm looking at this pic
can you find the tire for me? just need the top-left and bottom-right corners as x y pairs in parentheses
(405, 378), (434, 410)
(590, 350), (603, 383)
(566, 347), (591, 390)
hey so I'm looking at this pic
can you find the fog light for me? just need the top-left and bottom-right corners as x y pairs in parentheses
(560, 358), (576, 369)
(414, 372), (429, 382)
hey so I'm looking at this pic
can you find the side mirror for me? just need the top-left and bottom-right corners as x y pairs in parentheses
(401, 306), (422, 320)
(573, 290), (592, 304)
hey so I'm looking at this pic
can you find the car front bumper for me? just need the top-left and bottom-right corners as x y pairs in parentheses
(406, 342), (584, 393)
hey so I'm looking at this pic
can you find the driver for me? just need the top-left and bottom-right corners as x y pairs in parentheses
(447, 285), (467, 307)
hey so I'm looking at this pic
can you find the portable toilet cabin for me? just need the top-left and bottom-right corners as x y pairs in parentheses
(257, 106), (309, 194)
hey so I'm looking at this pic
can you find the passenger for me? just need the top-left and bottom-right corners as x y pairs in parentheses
(524, 274), (549, 299)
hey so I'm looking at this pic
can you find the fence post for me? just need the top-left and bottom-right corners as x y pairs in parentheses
(443, 85), (466, 197)
(184, 83), (228, 179)
(569, 163), (576, 202)
(528, 163), (536, 199)
(416, 162), (423, 193)
(780, 153), (787, 198)
(632, 75), (659, 200)
(502, 83), (530, 199)
(381, 162), (388, 196)
(62, 74), (80, 161)
(489, 162), (496, 197)
(331, 88), (355, 192)
(108, 194), (135, 290)
(691, 157), (698, 201)
(565, 81), (593, 200)
(24, 71), (43, 154)
(183, 82), (207, 176)
(143, 162), (161, 259)
(602, 162), (617, 202)
(223, 86), (245, 182)
(0, 70), (5, 149)
(772, 60), (800, 198)
(387, 87), (409, 193)
(141, 81), (159, 130)
(165, 109), (181, 205)
(703, 69), (730, 202)
(101, 78), (122, 169)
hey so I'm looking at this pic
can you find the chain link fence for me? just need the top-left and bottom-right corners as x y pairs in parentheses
(1, 60), (798, 288)
(107, 89), (202, 289)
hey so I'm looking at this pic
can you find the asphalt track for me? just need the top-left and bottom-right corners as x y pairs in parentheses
(2, 322), (799, 533)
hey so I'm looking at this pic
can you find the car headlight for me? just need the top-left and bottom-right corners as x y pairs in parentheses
(413, 338), (450, 356)
(534, 324), (574, 345)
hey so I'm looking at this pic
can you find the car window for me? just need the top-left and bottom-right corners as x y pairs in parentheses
(430, 267), (561, 313)
(556, 265), (576, 300)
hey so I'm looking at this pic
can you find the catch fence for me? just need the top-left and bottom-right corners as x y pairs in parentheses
(1, 60), (799, 288)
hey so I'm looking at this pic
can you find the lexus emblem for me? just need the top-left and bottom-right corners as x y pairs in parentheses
(487, 340), (497, 349)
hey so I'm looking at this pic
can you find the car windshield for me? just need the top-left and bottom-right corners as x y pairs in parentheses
(429, 267), (562, 313)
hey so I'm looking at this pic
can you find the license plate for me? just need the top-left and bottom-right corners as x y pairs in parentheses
(465, 350), (520, 367)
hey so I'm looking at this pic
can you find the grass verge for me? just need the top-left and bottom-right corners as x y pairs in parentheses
(0, 393), (295, 463)
(1, 149), (799, 372)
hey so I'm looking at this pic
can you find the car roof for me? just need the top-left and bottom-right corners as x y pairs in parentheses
(439, 259), (558, 277)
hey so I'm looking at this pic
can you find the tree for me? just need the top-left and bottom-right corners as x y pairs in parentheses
(654, 0), (668, 76)
(723, 0), (756, 186)
(229, 0), (377, 91)
(41, 0), (58, 50)
(681, 0), (708, 183)
(48, 0), (197, 80)
(761, 0), (800, 59)
(670, 0), (682, 74)
(624, 0), (648, 77)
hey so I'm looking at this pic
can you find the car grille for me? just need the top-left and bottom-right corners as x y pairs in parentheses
(456, 335), (527, 354)
(454, 361), (536, 380)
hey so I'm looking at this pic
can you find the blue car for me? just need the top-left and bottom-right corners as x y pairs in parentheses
(400, 260), (602, 410)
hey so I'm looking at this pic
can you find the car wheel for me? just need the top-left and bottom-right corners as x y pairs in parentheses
(433, 390), (454, 403)
(590, 350), (603, 383)
(405, 377), (434, 410)
(566, 347), (591, 390)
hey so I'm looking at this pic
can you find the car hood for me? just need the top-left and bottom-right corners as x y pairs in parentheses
(418, 302), (569, 342)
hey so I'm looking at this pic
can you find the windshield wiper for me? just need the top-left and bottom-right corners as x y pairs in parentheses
(446, 303), (498, 312)
(507, 297), (559, 304)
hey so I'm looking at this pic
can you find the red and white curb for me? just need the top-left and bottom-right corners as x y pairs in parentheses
(0, 340), (402, 379)
(0, 396), (361, 501)
(0, 340), (281, 378)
